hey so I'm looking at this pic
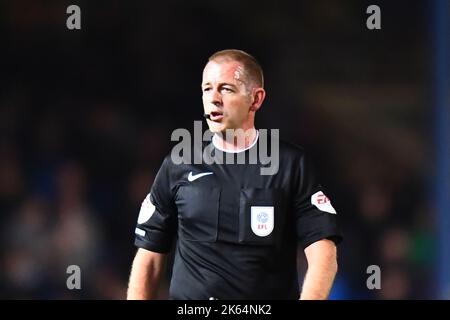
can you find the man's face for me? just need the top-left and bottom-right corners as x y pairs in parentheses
(201, 60), (253, 133)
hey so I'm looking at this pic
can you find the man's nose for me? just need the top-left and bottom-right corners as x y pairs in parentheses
(209, 89), (222, 106)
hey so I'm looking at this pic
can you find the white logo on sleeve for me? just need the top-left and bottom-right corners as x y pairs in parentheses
(137, 193), (156, 224)
(251, 206), (274, 237)
(311, 191), (337, 214)
(135, 227), (146, 237)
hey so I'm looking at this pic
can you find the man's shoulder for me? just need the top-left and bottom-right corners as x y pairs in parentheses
(278, 139), (307, 159)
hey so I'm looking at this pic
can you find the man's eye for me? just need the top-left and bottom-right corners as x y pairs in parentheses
(222, 87), (233, 93)
(203, 88), (211, 92)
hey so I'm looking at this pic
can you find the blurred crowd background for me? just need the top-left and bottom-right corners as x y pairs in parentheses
(1, 0), (448, 299)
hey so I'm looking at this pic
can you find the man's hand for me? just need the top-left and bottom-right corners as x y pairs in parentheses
(300, 238), (338, 300)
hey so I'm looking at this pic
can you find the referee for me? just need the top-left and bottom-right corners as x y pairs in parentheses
(127, 49), (342, 300)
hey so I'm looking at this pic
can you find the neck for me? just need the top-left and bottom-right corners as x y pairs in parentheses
(214, 127), (257, 152)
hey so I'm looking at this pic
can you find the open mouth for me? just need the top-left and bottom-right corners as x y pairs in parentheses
(209, 111), (224, 121)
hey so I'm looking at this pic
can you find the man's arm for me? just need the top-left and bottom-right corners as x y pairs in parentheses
(127, 248), (166, 300)
(300, 238), (338, 300)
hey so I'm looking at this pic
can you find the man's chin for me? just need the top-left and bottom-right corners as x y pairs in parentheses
(207, 123), (226, 134)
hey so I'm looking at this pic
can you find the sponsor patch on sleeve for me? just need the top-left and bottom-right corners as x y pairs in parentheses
(311, 191), (337, 214)
(137, 193), (156, 224)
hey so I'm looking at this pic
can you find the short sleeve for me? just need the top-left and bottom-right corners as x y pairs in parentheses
(294, 154), (343, 249)
(134, 157), (177, 253)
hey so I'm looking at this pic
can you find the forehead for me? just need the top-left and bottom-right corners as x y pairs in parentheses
(202, 60), (244, 84)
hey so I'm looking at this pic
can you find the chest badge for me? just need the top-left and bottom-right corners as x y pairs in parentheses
(251, 206), (274, 237)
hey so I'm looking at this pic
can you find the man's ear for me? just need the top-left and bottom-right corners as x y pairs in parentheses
(249, 88), (266, 112)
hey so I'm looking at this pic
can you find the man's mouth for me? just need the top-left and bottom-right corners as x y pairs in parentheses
(209, 111), (224, 121)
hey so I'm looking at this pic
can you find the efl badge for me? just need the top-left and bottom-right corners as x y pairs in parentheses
(251, 206), (274, 237)
(137, 193), (156, 224)
(311, 191), (337, 214)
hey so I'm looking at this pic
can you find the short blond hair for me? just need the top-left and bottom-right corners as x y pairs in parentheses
(207, 49), (264, 88)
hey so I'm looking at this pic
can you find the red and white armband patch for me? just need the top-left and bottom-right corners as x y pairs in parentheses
(137, 193), (156, 224)
(311, 191), (337, 214)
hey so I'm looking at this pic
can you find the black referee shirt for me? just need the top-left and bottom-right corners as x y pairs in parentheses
(134, 132), (342, 299)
